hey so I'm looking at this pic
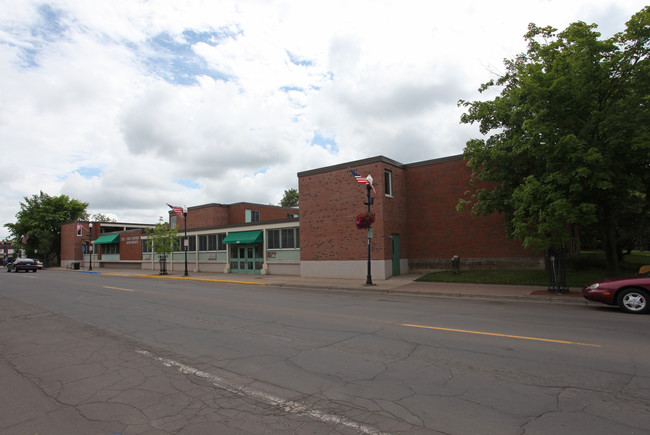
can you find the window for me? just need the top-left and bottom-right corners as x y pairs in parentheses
(268, 228), (300, 249)
(171, 215), (177, 228)
(282, 229), (295, 248)
(245, 209), (260, 223)
(101, 243), (120, 255)
(142, 240), (152, 253)
(177, 236), (196, 251)
(384, 169), (393, 197)
(199, 235), (212, 251)
(198, 234), (226, 251)
(268, 230), (280, 249)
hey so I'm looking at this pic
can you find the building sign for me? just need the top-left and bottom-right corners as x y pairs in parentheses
(122, 236), (140, 245)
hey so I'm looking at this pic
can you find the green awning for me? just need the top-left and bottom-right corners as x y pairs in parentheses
(222, 230), (263, 245)
(93, 234), (120, 245)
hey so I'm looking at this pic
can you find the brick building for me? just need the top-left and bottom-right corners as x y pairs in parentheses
(61, 221), (155, 270)
(298, 155), (543, 279)
(60, 154), (543, 278)
(1, 240), (14, 263)
(60, 202), (300, 274)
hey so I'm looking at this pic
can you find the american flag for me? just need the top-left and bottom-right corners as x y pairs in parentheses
(350, 169), (375, 192)
(167, 203), (184, 218)
(76, 222), (83, 233)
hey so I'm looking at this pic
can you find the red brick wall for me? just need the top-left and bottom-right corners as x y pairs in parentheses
(184, 204), (229, 229)
(173, 203), (298, 229)
(405, 157), (539, 262)
(119, 231), (143, 260)
(300, 162), (395, 262)
(61, 222), (83, 261)
(299, 156), (541, 270)
(61, 221), (101, 262)
(228, 203), (298, 225)
(62, 224), (144, 262)
(379, 165), (409, 261)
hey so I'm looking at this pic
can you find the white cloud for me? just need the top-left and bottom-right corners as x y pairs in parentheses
(0, 0), (646, 238)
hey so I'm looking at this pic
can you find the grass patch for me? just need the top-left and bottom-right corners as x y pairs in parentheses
(415, 250), (650, 288)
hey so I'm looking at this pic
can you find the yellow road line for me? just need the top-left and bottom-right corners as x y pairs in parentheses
(401, 323), (600, 347)
(104, 273), (267, 286)
(104, 286), (136, 292)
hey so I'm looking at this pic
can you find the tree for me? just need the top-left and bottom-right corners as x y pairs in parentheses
(91, 213), (116, 222)
(458, 7), (650, 276)
(280, 188), (299, 207)
(144, 217), (179, 258)
(4, 192), (88, 265)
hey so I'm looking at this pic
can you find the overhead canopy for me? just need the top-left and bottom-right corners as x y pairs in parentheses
(93, 234), (120, 245)
(222, 230), (263, 245)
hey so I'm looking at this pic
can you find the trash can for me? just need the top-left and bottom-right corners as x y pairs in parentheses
(159, 256), (168, 275)
(73, 262), (80, 270)
(451, 255), (460, 274)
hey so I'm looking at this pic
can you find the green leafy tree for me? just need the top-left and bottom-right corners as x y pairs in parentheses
(91, 213), (116, 222)
(280, 188), (299, 207)
(4, 192), (88, 265)
(458, 7), (650, 276)
(144, 217), (179, 258)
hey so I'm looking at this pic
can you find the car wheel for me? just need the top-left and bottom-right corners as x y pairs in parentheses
(617, 288), (650, 314)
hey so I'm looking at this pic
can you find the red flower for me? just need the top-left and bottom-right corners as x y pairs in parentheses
(355, 212), (375, 229)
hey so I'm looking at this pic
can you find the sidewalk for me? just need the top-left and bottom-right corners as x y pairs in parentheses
(69, 267), (588, 305)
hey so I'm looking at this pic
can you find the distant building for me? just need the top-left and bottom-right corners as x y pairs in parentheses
(60, 202), (300, 274)
(1, 240), (14, 262)
(60, 154), (544, 278)
(61, 221), (156, 270)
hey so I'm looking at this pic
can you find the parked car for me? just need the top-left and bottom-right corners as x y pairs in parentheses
(35, 260), (43, 269)
(6, 258), (38, 273)
(582, 274), (650, 314)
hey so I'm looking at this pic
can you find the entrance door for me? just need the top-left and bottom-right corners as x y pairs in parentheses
(230, 244), (263, 274)
(391, 234), (401, 276)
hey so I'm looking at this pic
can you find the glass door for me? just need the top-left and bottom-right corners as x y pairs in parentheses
(230, 244), (263, 274)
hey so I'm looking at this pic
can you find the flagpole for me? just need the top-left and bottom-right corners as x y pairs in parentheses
(89, 222), (93, 271)
(183, 207), (189, 277)
(365, 177), (374, 286)
(365, 174), (375, 285)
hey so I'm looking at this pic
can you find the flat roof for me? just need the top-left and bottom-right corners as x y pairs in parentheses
(297, 154), (464, 177)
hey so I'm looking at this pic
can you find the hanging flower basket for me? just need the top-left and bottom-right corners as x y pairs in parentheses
(355, 212), (375, 230)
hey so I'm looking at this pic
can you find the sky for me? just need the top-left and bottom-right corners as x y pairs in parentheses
(0, 0), (646, 239)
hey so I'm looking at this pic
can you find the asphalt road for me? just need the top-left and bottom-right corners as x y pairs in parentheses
(1, 270), (649, 434)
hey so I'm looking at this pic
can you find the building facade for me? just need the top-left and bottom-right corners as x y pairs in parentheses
(60, 222), (155, 270)
(298, 155), (543, 279)
(60, 154), (544, 278)
(1, 240), (15, 263)
(61, 202), (300, 275)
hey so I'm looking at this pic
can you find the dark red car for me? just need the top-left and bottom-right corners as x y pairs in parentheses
(6, 258), (38, 273)
(582, 276), (650, 314)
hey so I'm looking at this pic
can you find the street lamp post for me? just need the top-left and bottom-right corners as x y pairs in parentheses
(365, 175), (374, 286)
(88, 222), (93, 271)
(183, 207), (189, 277)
